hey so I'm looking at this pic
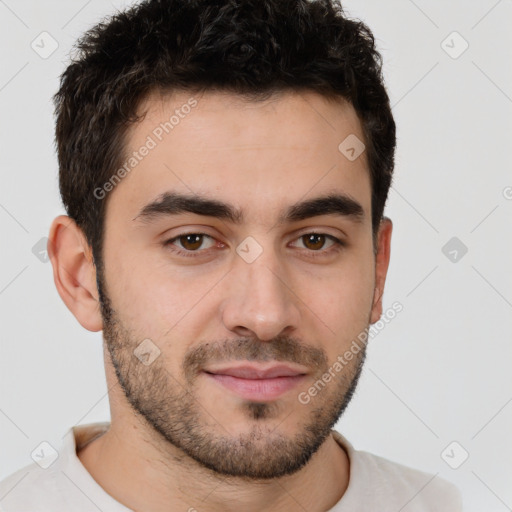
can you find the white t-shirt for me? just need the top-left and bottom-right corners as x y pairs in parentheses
(0, 422), (463, 511)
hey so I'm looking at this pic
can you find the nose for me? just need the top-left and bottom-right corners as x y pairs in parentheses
(220, 253), (301, 341)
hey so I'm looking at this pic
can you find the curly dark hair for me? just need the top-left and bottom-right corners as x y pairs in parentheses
(53, 0), (396, 269)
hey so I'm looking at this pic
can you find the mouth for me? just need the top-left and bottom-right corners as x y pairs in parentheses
(202, 363), (308, 401)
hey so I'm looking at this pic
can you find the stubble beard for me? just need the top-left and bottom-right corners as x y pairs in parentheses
(98, 271), (367, 479)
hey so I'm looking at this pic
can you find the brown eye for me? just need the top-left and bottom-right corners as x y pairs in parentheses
(167, 233), (216, 253)
(301, 233), (329, 250)
(178, 234), (205, 250)
(290, 233), (343, 257)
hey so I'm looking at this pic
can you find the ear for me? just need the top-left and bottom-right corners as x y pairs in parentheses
(370, 217), (392, 324)
(48, 215), (103, 332)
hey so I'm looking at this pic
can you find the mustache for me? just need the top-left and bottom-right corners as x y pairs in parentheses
(182, 336), (328, 379)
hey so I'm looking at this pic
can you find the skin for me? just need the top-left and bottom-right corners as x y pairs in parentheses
(48, 90), (392, 512)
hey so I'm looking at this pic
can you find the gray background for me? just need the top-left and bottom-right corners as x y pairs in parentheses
(1, 1), (511, 510)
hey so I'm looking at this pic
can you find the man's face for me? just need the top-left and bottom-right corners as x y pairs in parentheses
(98, 90), (384, 478)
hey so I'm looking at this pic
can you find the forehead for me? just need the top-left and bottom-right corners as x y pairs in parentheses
(108, 89), (371, 225)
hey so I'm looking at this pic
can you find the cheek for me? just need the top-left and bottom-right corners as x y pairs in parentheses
(101, 236), (173, 336)
(109, 270), (190, 337)
(103, 237), (225, 348)
(298, 254), (375, 344)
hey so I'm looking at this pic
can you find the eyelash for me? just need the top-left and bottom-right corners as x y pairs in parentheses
(163, 232), (345, 259)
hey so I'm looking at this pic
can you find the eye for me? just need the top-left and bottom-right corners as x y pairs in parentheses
(163, 231), (344, 259)
(291, 233), (342, 252)
(165, 233), (217, 253)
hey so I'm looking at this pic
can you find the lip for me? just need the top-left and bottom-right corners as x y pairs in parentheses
(203, 364), (308, 401)
(205, 364), (307, 379)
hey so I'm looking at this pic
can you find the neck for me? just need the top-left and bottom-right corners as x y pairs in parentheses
(77, 418), (350, 512)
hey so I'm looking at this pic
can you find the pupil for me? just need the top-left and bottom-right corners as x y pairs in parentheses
(306, 234), (324, 250)
(183, 234), (202, 250)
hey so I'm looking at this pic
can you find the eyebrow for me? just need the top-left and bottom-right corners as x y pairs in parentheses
(133, 191), (365, 225)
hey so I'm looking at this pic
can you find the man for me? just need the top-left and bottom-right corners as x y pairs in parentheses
(0, 0), (462, 510)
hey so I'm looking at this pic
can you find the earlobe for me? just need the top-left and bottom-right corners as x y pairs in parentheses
(48, 215), (103, 332)
(370, 217), (392, 324)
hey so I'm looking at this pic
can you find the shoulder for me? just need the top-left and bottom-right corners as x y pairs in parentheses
(0, 462), (63, 511)
(357, 449), (462, 509)
(332, 432), (463, 511)
(0, 423), (112, 512)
